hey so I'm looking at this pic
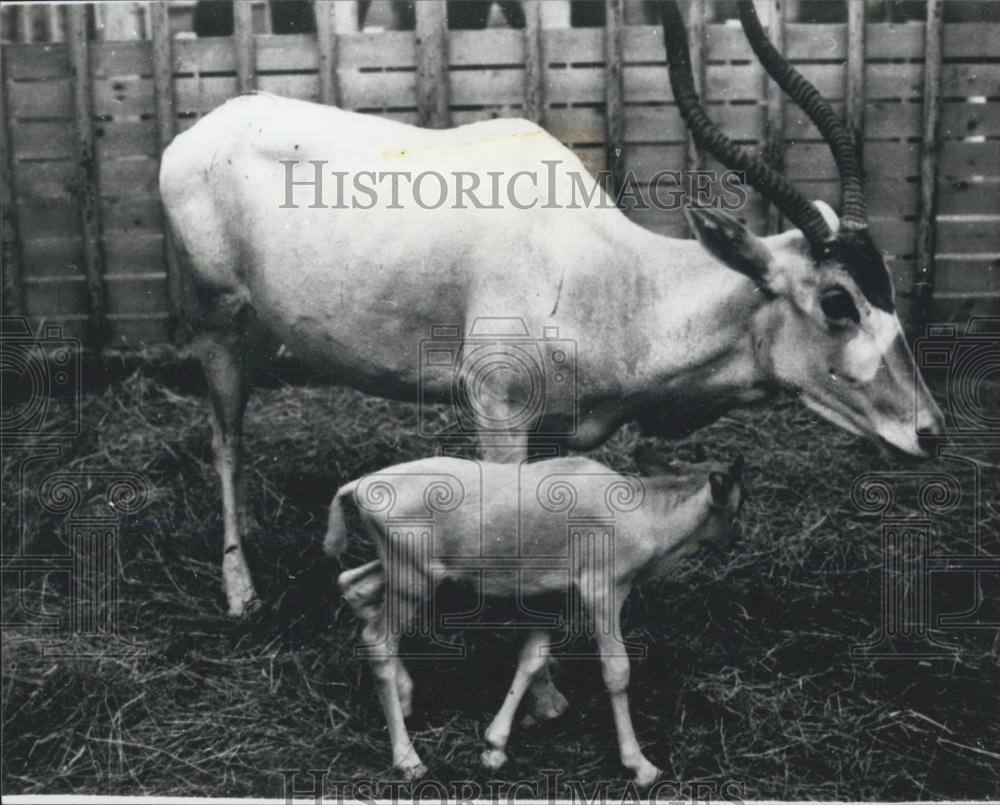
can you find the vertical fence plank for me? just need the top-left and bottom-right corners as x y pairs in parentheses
(68, 4), (107, 348)
(523, 0), (544, 125)
(150, 1), (181, 327)
(234, 0), (256, 94)
(684, 0), (706, 175)
(913, 0), (944, 328)
(763, 0), (786, 234)
(416, 0), (449, 128)
(605, 0), (625, 200)
(315, 0), (340, 105)
(0, 48), (24, 316)
(846, 0), (866, 170)
(16, 5), (35, 43)
(48, 5), (65, 42)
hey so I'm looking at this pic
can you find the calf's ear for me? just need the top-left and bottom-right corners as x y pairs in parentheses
(709, 471), (734, 506)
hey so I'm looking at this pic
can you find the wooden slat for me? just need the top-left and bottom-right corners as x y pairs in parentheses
(7, 77), (73, 118)
(914, 0), (945, 327)
(615, 22), (1000, 63)
(846, 0), (865, 168)
(523, 0), (544, 125)
(763, 0), (786, 234)
(68, 4), (106, 347)
(3, 43), (71, 80)
(314, 0), (340, 106)
(1, 45), (25, 315)
(337, 32), (415, 69)
(450, 29), (523, 67)
(233, 0), (255, 94)
(934, 257), (1000, 295)
(415, 0), (448, 128)
(604, 0), (625, 200)
(91, 40), (152, 79)
(150, 1), (180, 331)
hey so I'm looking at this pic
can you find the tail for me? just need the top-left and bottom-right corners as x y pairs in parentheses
(324, 479), (360, 559)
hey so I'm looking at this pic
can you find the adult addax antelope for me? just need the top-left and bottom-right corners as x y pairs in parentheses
(160, 0), (943, 721)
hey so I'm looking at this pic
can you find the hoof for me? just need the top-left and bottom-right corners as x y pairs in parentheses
(399, 762), (427, 781)
(632, 763), (661, 788)
(226, 596), (264, 619)
(481, 747), (508, 770)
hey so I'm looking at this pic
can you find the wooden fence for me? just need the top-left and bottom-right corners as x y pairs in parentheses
(1, 1), (998, 349)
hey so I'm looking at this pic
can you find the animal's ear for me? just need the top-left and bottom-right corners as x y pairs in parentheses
(813, 199), (840, 233)
(709, 471), (734, 506)
(633, 444), (674, 476)
(729, 454), (744, 481)
(684, 207), (774, 294)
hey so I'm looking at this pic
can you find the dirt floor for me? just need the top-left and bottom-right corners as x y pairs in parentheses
(2, 370), (999, 799)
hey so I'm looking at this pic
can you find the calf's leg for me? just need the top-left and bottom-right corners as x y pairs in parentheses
(360, 602), (426, 778)
(586, 584), (660, 786)
(481, 630), (552, 769)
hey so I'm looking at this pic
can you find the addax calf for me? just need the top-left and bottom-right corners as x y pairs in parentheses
(326, 449), (746, 783)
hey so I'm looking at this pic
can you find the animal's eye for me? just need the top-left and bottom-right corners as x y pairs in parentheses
(820, 286), (860, 324)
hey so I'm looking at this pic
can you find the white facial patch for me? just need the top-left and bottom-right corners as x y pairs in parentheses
(842, 307), (900, 384)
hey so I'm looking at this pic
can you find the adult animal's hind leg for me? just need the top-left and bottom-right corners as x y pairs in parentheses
(196, 332), (260, 618)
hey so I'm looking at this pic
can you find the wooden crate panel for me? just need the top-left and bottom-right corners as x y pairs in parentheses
(940, 140), (1000, 179)
(935, 257), (1000, 294)
(172, 37), (236, 74)
(450, 68), (523, 106)
(3, 43), (70, 80)
(937, 219), (1000, 254)
(868, 218), (918, 255)
(256, 73), (319, 101)
(14, 160), (76, 203)
(450, 29), (523, 67)
(102, 198), (164, 237)
(7, 76), (72, 118)
(339, 70), (416, 109)
(92, 40), (153, 79)
(103, 234), (165, 275)
(95, 120), (159, 159)
(23, 276), (88, 316)
(8, 119), (73, 159)
(106, 275), (168, 314)
(174, 75), (239, 113)
(17, 199), (79, 239)
(93, 75), (155, 117)
(621, 22), (1000, 63)
(98, 158), (161, 201)
(20, 237), (85, 278)
(938, 180), (1000, 215)
(338, 32), (416, 69)
(255, 34), (318, 71)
